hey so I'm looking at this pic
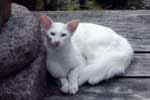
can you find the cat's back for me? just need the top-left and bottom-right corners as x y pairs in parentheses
(71, 23), (132, 61)
(72, 23), (118, 44)
(72, 23), (119, 51)
(74, 23), (114, 37)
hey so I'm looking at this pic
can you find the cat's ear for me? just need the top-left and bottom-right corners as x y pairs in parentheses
(40, 15), (53, 32)
(66, 20), (80, 33)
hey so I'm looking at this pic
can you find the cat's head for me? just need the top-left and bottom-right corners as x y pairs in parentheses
(40, 15), (79, 48)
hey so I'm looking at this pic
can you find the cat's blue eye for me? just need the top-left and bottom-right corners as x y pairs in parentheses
(51, 32), (55, 36)
(61, 33), (67, 37)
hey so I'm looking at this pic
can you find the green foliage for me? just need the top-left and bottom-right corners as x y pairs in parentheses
(66, 1), (80, 11)
(66, 0), (103, 11)
(90, 0), (103, 10)
(93, 0), (113, 4)
(35, 0), (45, 10)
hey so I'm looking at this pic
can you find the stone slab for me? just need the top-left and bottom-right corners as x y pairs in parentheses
(0, 4), (42, 78)
(0, 50), (47, 100)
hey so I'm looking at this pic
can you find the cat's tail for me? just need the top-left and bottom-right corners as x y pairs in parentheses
(78, 38), (133, 86)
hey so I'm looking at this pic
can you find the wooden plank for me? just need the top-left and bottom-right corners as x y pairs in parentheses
(35, 11), (150, 52)
(125, 53), (150, 77)
(0, 0), (11, 30)
(45, 78), (150, 100)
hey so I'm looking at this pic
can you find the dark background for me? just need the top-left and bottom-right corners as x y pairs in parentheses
(12, 0), (150, 11)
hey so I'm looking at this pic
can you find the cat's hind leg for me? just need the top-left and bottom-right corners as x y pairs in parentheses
(88, 64), (124, 85)
(78, 49), (133, 85)
(78, 63), (108, 85)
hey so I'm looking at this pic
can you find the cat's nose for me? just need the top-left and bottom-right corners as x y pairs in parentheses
(54, 41), (60, 47)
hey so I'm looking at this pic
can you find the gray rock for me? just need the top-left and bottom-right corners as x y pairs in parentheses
(12, 0), (36, 10)
(0, 50), (47, 100)
(11, 3), (31, 17)
(0, 4), (42, 78)
(0, 4), (48, 100)
(0, 0), (11, 30)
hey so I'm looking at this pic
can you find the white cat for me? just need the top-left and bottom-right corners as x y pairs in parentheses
(40, 15), (133, 94)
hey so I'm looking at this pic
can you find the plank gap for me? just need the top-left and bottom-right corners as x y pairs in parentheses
(135, 51), (150, 53)
(116, 76), (150, 79)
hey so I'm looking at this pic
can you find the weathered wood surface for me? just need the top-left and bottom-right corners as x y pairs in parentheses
(0, 0), (11, 30)
(35, 11), (150, 77)
(45, 78), (150, 100)
(35, 11), (150, 100)
(125, 53), (150, 77)
(35, 11), (150, 52)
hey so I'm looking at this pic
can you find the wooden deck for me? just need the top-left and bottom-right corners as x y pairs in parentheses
(35, 11), (150, 100)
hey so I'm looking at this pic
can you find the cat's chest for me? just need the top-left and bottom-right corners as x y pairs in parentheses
(47, 47), (79, 70)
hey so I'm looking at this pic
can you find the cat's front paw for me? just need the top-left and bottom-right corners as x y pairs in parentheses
(61, 84), (69, 93)
(60, 78), (69, 93)
(68, 83), (79, 94)
(88, 75), (105, 85)
(88, 77), (100, 85)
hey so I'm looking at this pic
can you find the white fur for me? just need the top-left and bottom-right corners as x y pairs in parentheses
(72, 23), (133, 85)
(45, 22), (133, 94)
